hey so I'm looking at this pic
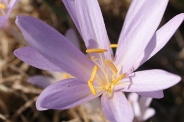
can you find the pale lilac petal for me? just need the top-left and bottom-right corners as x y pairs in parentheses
(62, 0), (80, 33)
(63, 0), (112, 58)
(128, 93), (141, 118)
(0, 0), (18, 28)
(101, 92), (134, 122)
(142, 108), (155, 121)
(36, 78), (101, 110)
(7, 0), (19, 16)
(116, 69), (181, 92)
(128, 93), (139, 102)
(65, 28), (80, 49)
(119, 0), (145, 42)
(14, 46), (62, 71)
(28, 75), (53, 88)
(139, 97), (152, 111)
(115, 0), (169, 73)
(137, 91), (164, 99)
(16, 16), (94, 81)
(133, 13), (184, 70)
(0, 16), (8, 28)
(75, 0), (112, 59)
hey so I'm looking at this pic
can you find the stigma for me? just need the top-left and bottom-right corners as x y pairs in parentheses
(86, 48), (126, 97)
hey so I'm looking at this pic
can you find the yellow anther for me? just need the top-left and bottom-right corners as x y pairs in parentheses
(105, 59), (118, 74)
(110, 44), (118, 48)
(86, 48), (107, 53)
(88, 81), (96, 95)
(0, 3), (5, 9)
(112, 74), (126, 85)
(89, 65), (98, 82)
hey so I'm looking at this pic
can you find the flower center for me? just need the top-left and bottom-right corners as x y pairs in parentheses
(86, 48), (126, 97)
(0, 3), (6, 15)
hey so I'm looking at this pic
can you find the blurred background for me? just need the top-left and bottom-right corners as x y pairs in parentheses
(0, 0), (184, 121)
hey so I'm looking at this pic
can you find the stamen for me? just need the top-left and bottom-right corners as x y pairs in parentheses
(105, 59), (118, 74)
(89, 65), (98, 82)
(112, 74), (126, 85)
(88, 81), (96, 95)
(110, 44), (118, 48)
(0, 3), (5, 9)
(86, 48), (107, 53)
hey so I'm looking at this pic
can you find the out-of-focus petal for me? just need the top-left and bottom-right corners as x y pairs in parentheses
(116, 69), (181, 92)
(115, 0), (168, 73)
(0, 16), (8, 28)
(137, 91), (164, 99)
(139, 97), (152, 111)
(65, 28), (80, 49)
(14, 46), (63, 72)
(7, 0), (19, 15)
(128, 93), (141, 118)
(75, 0), (112, 59)
(133, 13), (184, 70)
(16, 16), (94, 81)
(128, 93), (138, 102)
(101, 92), (134, 122)
(36, 78), (101, 110)
(0, 0), (18, 28)
(28, 75), (53, 88)
(142, 108), (155, 121)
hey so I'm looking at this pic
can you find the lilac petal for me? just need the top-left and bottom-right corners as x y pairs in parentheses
(119, 0), (145, 42)
(0, 16), (8, 28)
(75, 0), (112, 59)
(128, 93), (139, 102)
(115, 0), (168, 73)
(133, 13), (184, 70)
(137, 91), (164, 99)
(128, 93), (141, 118)
(14, 46), (62, 71)
(139, 97), (152, 111)
(62, 0), (81, 33)
(16, 16), (94, 81)
(101, 92), (134, 122)
(142, 108), (155, 121)
(65, 28), (80, 49)
(0, 0), (18, 28)
(36, 78), (101, 110)
(117, 69), (181, 92)
(28, 75), (53, 88)
(7, 0), (19, 16)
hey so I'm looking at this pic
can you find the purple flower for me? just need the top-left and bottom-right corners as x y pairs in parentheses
(14, 0), (183, 121)
(128, 93), (155, 121)
(0, 0), (19, 28)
